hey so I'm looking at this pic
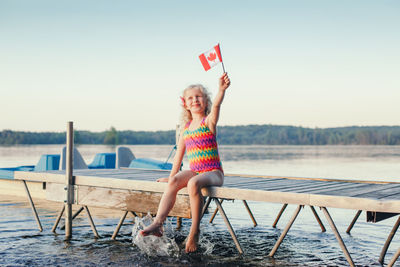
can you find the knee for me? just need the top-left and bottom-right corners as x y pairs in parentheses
(167, 175), (180, 189)
(187, 179), (201, 196)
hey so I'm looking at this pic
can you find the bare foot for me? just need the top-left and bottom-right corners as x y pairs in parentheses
(139, 221), (163, 237)
(156, 177), (169, 182)
(185, 233), (199, 253)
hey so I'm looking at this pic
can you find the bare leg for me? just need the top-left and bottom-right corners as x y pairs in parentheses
(185, 170), (224, 253)
(140, 170), (196, 236)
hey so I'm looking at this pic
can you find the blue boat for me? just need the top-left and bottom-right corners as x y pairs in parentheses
(0, 146), (174, 180)
(0, 154), (60, 179)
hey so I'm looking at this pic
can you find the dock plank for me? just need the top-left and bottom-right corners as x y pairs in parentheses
(13, 169), (400, 213)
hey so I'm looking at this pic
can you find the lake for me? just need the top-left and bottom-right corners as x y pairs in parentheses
(1, 145), (400, 266)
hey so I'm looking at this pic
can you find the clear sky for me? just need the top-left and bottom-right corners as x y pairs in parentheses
(1, 1), (399, 132)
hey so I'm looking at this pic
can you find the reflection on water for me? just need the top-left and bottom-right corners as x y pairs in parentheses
(0, 196), (395, 266)
(1, 145), (400, 266)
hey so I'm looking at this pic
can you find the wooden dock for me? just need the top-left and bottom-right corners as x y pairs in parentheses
(14, 168), (400, 266)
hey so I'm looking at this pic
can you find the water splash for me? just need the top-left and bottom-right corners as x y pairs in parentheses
(132, 214), (180, 257)
(132, 214), (216, 257)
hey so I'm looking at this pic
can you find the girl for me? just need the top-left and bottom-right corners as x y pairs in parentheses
(140, 73), (231, 253)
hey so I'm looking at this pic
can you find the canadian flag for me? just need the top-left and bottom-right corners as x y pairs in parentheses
(199, 44), (222, 71)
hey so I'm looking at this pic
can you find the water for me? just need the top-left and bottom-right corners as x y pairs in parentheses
(1, 145), (400, 266)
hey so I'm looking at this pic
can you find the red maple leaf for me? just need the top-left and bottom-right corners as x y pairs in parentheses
(207, 52), (217, 62)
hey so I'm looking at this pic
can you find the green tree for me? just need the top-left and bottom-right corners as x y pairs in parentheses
(103, 127), (119, 145)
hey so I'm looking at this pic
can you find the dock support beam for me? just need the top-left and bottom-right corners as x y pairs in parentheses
(321, 207), (354, 267)
(60, 207), (84, 230)
(242, 200), (257, 227)
(273, 204), (325, 232)
(272, 204), (288, 228)
(387, 247), (400, 267)
(84, 206), (99, 238)
(209, 199), (224, 223)
(214, 198), (243, 254)
(269, 205), (302, 257)
(209, 199), (257, 227)
(112, 211), (137, 240)
(22, 180), (43, 232)
(379, 216), (400, 264)
(65, 121), (74, 239)
(112, 211), (129, 240)
(310, 206), (326, 232)
(52, 205), (65, 233)
(346, 210), (362, 234)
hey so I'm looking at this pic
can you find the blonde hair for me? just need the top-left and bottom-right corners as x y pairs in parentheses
(180, 84), (212, 130)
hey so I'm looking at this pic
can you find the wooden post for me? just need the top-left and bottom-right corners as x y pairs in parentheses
(309, 206), (326, 232)
(52, 205), (65, 233)
(201, 196), (212, 219)
(209, 199), (224, 223)
(242, 200), (257, 227)
(84, 206), (99, 238)
(65, 121), (74, 239)
(270, 205), (302, 257)
(387, 247), (400, 267)
(346, 210), (362, 234)
(379, 216), (400, 264)
(22, 180), (43, 232)
(214, 198), (243, 254)
(112, 211), (129, 240)
(321, 207), (354, 267)
(60, 207), (84, 230)
(272, 203), (288, 228)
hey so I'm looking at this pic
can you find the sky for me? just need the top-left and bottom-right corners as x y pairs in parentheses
(1, 1), (399, 132)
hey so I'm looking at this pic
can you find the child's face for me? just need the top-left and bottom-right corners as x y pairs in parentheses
(184, 88), (206, 114)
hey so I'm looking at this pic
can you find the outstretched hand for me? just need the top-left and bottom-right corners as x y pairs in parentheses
(219, 73), (231, 91)
(157, 177), (169, 183)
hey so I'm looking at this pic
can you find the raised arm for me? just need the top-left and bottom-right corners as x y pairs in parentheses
(206, 73), (231, 133)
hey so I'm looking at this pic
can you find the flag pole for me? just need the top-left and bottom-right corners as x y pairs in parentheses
(218, 43), (226, 73)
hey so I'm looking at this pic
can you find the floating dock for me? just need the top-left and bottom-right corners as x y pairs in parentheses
(13, 168), (400, 267)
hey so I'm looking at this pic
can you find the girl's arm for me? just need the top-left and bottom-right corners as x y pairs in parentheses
(206, 73), (230, 133)
(157, 131), (186, 182)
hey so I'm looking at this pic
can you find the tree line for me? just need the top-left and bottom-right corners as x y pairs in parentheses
(1, 125), (400, 145)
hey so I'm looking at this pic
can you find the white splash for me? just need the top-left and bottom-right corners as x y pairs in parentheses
(132, 214), (180, 257)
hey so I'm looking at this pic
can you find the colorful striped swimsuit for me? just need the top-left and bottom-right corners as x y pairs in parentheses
(183, 117), (223, 174)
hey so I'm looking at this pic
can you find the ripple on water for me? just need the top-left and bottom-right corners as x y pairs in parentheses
(1, 199), (400, 266)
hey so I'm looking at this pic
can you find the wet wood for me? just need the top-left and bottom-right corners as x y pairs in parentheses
(84, 206), (99, 238)
(321, 207), (354, 267)
(272, 204), (288, 228)
(346, 210), (362, 234)
(379, 216), (400, 264)
(242, 200), (257, 227)
(60, 206), (84, 230)
(22, 180), (43, 232)
(309, 206), (325, 232)
(112, 211), (129, 240)
(77, 185), (191, 218)
(270, 205), (303, 257)
(52, 205), (65, 233)
(387, 248), (400, 267)
(209, 199), (224, 223)
(214, 198), (243, 254)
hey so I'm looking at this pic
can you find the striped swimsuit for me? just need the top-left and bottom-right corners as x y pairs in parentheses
(183, 117), (223, 174)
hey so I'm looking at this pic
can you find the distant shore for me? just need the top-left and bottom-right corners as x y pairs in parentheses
(1, 125), (400, 145)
